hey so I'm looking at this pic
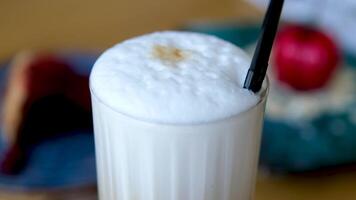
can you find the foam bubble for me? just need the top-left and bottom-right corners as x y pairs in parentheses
(90, 31), (261, 124)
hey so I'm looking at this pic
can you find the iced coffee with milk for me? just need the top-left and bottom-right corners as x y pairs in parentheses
(90, 31), (267, 200)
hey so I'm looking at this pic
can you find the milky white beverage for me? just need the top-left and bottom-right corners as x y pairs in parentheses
(90, 31), (268, 200)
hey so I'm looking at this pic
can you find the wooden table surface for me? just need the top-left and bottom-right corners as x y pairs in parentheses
(1, 171), (356, 200)
(0, 0), (355, 199)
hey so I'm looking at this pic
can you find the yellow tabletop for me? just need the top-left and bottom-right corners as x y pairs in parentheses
(0, 171), (355, 200)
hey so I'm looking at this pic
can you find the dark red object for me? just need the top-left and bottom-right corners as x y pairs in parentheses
(0, 53), (92, 174)
(273, 24), (340, 91)
(25, 55), (91, 111)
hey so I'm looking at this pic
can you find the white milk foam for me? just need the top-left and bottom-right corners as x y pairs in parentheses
(90, 31), (260, 124)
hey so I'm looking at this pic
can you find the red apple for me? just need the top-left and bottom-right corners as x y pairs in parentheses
(273, 24), (340, 91)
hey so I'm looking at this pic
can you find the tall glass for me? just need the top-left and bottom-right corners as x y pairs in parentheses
(90, 82), (268, 200)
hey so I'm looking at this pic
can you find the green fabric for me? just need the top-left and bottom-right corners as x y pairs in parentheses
(184, 22), (356, 172)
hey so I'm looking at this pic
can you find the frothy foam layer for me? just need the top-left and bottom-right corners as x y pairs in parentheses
(90, 31), (261, 124)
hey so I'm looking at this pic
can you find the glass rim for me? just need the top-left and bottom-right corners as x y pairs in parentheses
(90, 76), (269, 127)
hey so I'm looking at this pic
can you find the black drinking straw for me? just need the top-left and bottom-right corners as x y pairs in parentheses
(243, 0), (284, 93)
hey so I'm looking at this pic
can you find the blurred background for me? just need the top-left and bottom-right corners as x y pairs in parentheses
(0, 0), (355, 199)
